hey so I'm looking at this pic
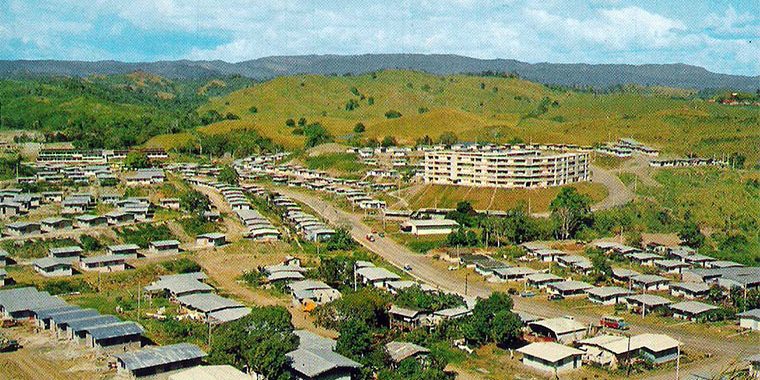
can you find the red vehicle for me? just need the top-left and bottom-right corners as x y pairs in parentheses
(600, 315), (629, 330)
(365, 234), (375, 242)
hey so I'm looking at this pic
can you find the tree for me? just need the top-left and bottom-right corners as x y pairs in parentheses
(491, 310), (523, 344)
(208, 306), (297, 380)
(249, 106), (258, 114)
(550, 187), (592, 240)
(336, 318), (373, 360)
(298, 117), (307, 127)
(123, 151), (150, 169)
(285, 118), (295, 127)
(325, 228), (357, 251)
(462, 292), (521, 346)
(381, 135), (397, 147)
(353, 122), (366, 133)
(180, 190), (210, 215)
(438, 132), (457, 145)
(679, 217), (705, 248)
(218, 165), (239, 185)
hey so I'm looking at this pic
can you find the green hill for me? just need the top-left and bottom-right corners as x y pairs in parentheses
(153, 70), (759, 164)
(0, 73), (254, 148)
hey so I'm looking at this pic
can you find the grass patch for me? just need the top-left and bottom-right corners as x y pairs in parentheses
(1, 238), (80, 260)
(303, 153), (368, 177)
(178, 216), (218, 236)
(117, 224), (176, 248)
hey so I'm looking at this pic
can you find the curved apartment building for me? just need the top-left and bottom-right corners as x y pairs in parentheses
(423, 149), (589, 188)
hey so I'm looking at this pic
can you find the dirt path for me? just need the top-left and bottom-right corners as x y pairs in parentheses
(589, 164), (635, 212)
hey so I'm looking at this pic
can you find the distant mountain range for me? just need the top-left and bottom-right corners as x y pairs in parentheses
(1, 54), (758, 91)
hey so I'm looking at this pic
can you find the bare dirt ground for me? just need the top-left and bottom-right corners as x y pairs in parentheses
(0, 323), (113, 380)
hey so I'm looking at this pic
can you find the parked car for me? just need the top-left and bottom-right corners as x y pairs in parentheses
(520, 291), (536, 298)
(403, 264), (413, 271)
(365, 234), (375, 242)
(548, 294), (565, 301)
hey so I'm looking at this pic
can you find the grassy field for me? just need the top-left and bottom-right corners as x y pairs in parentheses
(302, 152), (369, 178)
(399, 182), (608, 212)
(144, 70), (760, 164)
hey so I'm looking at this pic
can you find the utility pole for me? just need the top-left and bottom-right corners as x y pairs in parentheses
(353, 262), (358, 292)
(675, 344), (681, 380)
(207, 317), (212, 346)
(136, 282), (141, 321)
(465, 273), (469, 296)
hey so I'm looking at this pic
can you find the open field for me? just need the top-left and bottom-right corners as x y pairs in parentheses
(143, 70), (760, 164)
(396, 182), (608, 212)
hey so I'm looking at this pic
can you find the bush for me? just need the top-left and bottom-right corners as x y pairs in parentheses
(384, 110), (402, 119)
(353, 123), (366, 133)
(43, 279), (93, 295)
(79, 235), (103, 251)
(160, 258), (201, 274)
(179, 215), (217, 236)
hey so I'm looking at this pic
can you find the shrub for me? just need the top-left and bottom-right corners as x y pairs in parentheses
(161, 258), (201, 274)
(384, 110), (402, 119)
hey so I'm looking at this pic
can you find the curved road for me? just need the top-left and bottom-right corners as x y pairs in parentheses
(589, 164), (635, 212)
(279, 187), (756, 380)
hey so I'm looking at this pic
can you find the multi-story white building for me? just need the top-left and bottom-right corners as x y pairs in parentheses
(423, 149), (589, 189)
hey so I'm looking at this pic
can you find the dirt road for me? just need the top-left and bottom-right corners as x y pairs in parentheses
(589, 164), (635, 212)
(278, 187), (758, 380)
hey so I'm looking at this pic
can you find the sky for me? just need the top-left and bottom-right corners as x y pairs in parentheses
(0, 0), (758, 76)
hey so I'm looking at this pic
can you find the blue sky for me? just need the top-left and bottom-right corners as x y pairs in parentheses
(0, 0), (758, 76)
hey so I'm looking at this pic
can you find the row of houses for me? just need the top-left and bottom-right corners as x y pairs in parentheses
(515, 315), (681, 374)
(0, 286), (214, 378)
(595, 138), (660, 157)
(29, 242), (180, 277)
(144, 272), (251, 324)
(269, 194), (336, 242)
(0, 287), (144, 351)
(25, 163), (117, 185)
(36, 147), (168, 165)
(190, 179), (281, 242)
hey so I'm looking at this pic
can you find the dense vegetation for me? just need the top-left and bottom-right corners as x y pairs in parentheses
(0, 73), (254, 148)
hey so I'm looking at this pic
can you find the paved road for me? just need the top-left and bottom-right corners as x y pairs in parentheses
(279, 188), (757, 379)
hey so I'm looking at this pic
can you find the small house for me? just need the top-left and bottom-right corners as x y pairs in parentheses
(400, 219), (459, 236)
(149, 240), (181, 255)
(49, 246), (83, 259)
(625, 294), (673, 315)
(737, 309), (760, 331)
(528, 317), (586, 343)
(40, 217), (73, 233)
(80, 255), (127, 272)
(75, 214), (107, 228)
(105, 211), (135, 225)
(548, 281), (593, 297)
(625, 252), (662, 266)
(631, 274), (670, 292)
(6, 221), (41, 236)
(389, 305), (427, 330)
(669, 301), (719, 321)
(195, 233), (226, 248)
(159, 198), (180, 210)
(84, 321), (144, 351)
(0, 268), (7, 287)
(0, 201), (22, 217)
(355, 266), (401, 289)
(517, 342), (583, 373)
(586, 286), (634, 305)
(654, 259), (690, 275)
(33, 257), (73, 277)
(526, 273), (564, 289)
(107, 244), (140, 259)
(385, 341), (430, 367)
(114, 343), (207, 378)
(670, 282), (710, 299)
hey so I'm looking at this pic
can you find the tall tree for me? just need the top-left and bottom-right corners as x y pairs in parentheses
(550, 188), (592, 239)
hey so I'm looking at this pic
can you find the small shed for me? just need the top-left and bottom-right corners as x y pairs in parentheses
(80, 255), (127, 272)
(737, 309), (760, 331)
(33, 257), (73, 277)
(6, 222), (41, 236)
(528, 317), (587, 343)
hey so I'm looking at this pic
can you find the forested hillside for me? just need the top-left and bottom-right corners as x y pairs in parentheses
(0, 72), (255, 148)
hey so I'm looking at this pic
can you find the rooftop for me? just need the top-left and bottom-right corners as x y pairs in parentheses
(115, 343), (207, 371)
(517, 342), (583, 363)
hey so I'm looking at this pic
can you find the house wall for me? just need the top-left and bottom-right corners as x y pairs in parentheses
(36, 266), (72, 277)
(522, 355), (581, 373)
(739, 318), (758, 331)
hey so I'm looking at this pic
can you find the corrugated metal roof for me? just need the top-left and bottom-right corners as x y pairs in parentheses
(207, 307), (251, 323)
(87, 321), (144, 340)
(115, 343), (207, 371)
(176, 293), (243, 313)
(67, 315), (121, 333)
(286, 348), (360, 377)
(0, 287), (66, 313)
(52, 309), (100, 325)
(34, 305), (80, 319)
